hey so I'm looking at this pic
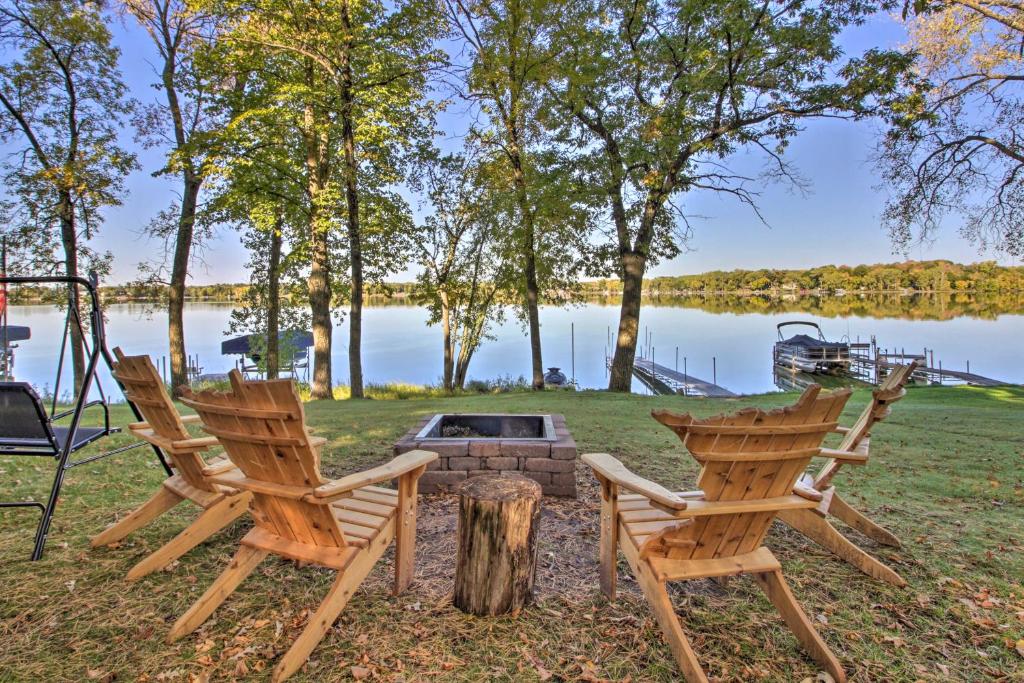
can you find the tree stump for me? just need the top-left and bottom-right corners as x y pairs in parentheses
(453, 475), (542, 616)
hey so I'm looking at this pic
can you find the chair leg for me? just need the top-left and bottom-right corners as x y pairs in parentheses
(393, 469), (422, 596)
(827, 492), (902, 548)
(166, 545), (267, 643)
(91, 485), (184, 548)
(633, 561), (708, 683)
(126, 493), (250, 581)
(753, 570), (847, 683)
(776, 508), (906, 587)
(598, 481), (618, 600)
(273, 546), (380, 682)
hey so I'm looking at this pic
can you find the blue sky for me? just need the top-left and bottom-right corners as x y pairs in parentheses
(88, 10), (1019, 285)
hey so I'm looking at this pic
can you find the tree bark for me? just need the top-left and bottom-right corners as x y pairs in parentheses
(509, 157), (543, 390)
(453, 475), (541, 616)
(440, 290), (453, 391)
(168, 176), (200, 396)
(340, 0), (364, 399)
(303, 62), (333, 400)
(265, 216), (282, 379)
(608, 251), (646, 392)
(58, 191), (85, 397)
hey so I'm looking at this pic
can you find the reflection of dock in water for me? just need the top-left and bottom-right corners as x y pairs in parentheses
(617, 357), (737, 397)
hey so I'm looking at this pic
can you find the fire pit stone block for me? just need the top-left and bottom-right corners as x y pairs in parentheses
(394, 413), (577, 497)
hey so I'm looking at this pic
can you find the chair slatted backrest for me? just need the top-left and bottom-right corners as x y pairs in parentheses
(180, 371), (348, 549)
(111, 348), (216, 492)
(651, 385), (851, 561)
(807, 361), (917, 490)
(836, 361), (917, 453)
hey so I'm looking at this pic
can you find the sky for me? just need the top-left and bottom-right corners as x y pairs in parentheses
(36, 10), (1024, 284)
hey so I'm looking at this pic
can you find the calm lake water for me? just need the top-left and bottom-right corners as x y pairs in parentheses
(4, 298), (1023, 397)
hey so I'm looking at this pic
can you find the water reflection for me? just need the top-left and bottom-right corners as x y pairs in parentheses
(3, 297), (1022, 397)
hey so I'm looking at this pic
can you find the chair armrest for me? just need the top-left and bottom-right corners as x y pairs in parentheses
(170, 436), (220, 451)
(818, 447), (868, 464)
(201, 457), (236, 477)
(309, 436), (327, 450)
(582, 453), (687, 511)
(832, 425), (851, 435)
(179, 414), (202, 424)
(311, 449), (438, 501)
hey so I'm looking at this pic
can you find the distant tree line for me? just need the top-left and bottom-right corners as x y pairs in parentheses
(580, 261), (1024, 296)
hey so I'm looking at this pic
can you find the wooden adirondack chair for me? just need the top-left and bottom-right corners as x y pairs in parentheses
(90, 349), (253, 580)
(170, 371), (437, 682)
(774, 361), (919, 587)
(585, 385), (851, 683)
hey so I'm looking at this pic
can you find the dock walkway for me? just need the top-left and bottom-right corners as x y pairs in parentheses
(619, 357), (737, 397)
(849, 356), (1007, 387)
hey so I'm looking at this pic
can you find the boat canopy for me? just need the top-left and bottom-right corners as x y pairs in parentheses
(779, 333), (848, 350)
(0, 325), (30, 343)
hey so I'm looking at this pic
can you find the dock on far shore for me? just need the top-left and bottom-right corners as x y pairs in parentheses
(617, 357), (737, 397)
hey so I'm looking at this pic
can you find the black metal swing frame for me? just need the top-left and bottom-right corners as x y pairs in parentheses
(0, 273), (173, 561)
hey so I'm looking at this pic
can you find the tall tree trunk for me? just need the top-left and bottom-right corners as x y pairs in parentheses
(340, 0), (364, 399)
(58, 191), (85, 397)
(265, 215), (282, 380)
(608, 251), (645, 392)
(168, 175), (200, 396)
(441, 291), (453, 391)
(509, 159), (543, 389)
(303, 64), (333, 400)
(523, 232), (543, 390)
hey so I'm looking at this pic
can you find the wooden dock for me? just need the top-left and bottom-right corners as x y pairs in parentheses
(849, 355), (1008, 387)
(616, 357), (737, 397)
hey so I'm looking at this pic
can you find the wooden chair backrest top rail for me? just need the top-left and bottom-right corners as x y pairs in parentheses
(180, 371), (348, 549)
(648, 385), (851, 561)
(111, 348), (218, 492)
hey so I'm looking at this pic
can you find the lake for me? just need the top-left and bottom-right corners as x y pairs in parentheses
(4, 295), (1023, 397)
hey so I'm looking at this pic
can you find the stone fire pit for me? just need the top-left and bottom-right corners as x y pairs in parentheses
(393, 413), (577, 497)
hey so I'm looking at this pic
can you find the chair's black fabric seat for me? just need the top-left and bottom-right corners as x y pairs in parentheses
(0, 427), (108, 454)
(53, 426), (108, 451)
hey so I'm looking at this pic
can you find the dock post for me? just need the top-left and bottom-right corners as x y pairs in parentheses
(571, 323), (575, 386)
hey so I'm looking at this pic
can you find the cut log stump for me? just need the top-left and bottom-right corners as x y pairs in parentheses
(453, 475), (541, 616)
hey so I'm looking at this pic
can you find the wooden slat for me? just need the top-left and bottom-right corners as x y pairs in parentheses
(332, 506), (390, 531)
(240, 527), (358, 569)
(336, 496), (395, 517)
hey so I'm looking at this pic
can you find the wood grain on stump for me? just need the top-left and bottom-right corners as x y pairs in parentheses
(453, 475), (541, 616)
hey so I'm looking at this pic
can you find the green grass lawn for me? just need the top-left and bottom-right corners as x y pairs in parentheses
(1, 386), (1022, 681)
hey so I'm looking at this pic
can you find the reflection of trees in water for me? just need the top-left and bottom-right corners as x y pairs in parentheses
(582, 292), (1024, 321)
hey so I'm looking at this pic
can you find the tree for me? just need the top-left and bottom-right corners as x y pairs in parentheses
(0, 0), (136, 394)
(202, 39), (313, 380)
(206, 0), (444, 399)
(413, 151), (507, 390)
(880, 0), (1024, 257)
(544, 0), (910, 391)
(123, 0), (221, 396)
(444, 0), (556, 390)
